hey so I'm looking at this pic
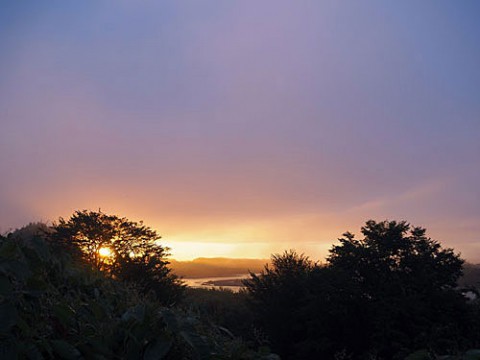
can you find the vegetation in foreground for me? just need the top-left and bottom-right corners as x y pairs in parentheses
(1, 211), (480, 359)
(0, 212), (274, 359)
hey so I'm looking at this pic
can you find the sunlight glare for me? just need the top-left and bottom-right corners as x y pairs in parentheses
(99, 247), (112, 258)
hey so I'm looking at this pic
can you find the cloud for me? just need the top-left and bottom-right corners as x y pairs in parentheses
(0, 2), (479, 260)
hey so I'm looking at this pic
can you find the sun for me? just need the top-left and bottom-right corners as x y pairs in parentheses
(99, 247), (113, 258)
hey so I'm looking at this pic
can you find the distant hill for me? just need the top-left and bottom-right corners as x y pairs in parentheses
(458, 263), (480, 288)
(169, 257), (269, 278)
(171, 259), (480, 284)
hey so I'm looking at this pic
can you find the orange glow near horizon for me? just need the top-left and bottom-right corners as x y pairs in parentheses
(161, 240), (269, 261)
(154, 214), (347, 261)
(161, 236), (335, 262)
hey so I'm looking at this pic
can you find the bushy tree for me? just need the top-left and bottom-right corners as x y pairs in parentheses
(326, 220), (468, 357)
(50, 210), (183, 304)
(0, 226), (273, 359)
(245, 221), (471, 359)
(243, 250), (314, 358)
(328, 220), (463, 293)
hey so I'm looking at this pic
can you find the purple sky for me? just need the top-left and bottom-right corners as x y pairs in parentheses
(1, 1), (479, 260)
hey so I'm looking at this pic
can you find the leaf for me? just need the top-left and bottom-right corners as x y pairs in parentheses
(0, 275), (13, 296)
(89, 301), (107, 321)
(180, 331), (211, 360)
(405, 349), (430, 360)
(53, 303), (75, 327)
(465, 350), (480, 360)
(143, 335), (173, 360)
(217, 326), (234, 339)
(159, 309), (178, 332)
(25, 277), (48, 297)
(0, 241), (20, 259)
(51, 340), (82, 360)
(1, 260), (31, 281)
(0, 302), (18, 333)
(28, 236), (51, 260)
(261, 355), (281, 360)
(126, 338), (143, 360)
(80, 339), (113, 358)
(121, 304), (145, 323)
(22, 342), (44, 360)
(0, 340), (17, 359)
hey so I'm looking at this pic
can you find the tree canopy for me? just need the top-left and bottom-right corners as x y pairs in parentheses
(243, 250), (314, 357)
(0, 223), (271, 359)
(4, 215), (480, 358)
(50, 210), (183, 304)
(328, 220), (463, 293)
(325, 220), (467, 357)
(244, 220), (473, 359)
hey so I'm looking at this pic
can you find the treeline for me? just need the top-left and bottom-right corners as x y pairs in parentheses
(243, 221), (480, 359)
(0, 211), (273, 359)
(1, 211), (480, 359)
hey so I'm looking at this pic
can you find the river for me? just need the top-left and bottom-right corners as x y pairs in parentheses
(181, 274), (249, 292)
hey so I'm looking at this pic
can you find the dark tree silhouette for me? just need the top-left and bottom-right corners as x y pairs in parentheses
(328, 220), (463, 291)
(243, 250), (314, 358)
(244, 221), (471, 359)
(326, 220), (467, 357)
(50, 210), (183, 304)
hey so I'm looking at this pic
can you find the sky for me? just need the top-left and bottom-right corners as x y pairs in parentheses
(1, 1), (479, 261)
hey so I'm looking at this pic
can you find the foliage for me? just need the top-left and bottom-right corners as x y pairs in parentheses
(328, 220), (463, 292)
(0, 228), (275, 359)
(4, 216), (480, 359)
(244, 221), (474, 359)
(326, 220), (468, 358)
(405, 348), (480, 359)
(182, 288), (255, 342)
(50, 210), (183, 304)
(243, 250), (314, 358)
